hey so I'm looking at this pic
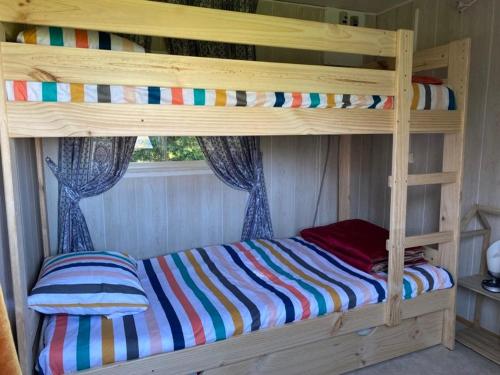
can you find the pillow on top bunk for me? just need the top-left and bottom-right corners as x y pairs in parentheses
(28, 251), (149, 318)
(17, 26), (144, 52)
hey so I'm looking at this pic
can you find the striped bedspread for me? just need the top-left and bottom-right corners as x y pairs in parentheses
(6, 81), (456, 110)
(38, 238), (453, 375)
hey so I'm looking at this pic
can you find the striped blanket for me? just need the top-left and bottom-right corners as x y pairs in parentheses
(5, 81), (456, 110)
(38, 238), (453, 375)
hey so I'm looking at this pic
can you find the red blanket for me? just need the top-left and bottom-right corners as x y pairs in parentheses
(300, 219), (425, 273)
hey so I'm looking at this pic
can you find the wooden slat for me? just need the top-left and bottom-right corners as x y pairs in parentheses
(1, 42), (396, 96)
(388, 172), (458, 187)
(439, 38), (471, 350)
(80, 290), (452, 375)
(5, 103), (464, 138)
(0, 29), (34, 375)
(0, 0), (397, 56)
(404, 231), (454, 248)
(461, 229), (490, 238)
(407, 172), (457, 186)
(203, 312), (444, 375)
(410, 110), (462, 133)
(458, 274), (500, 303)
(386, 30), (413, 327)
(6, 103), (398, 138)
(456, 326), (500, 365)
(413, 44), (449, 72)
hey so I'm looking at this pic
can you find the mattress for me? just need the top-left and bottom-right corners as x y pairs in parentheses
(5, 81), (456, 110)
(38, 237), (453, 375)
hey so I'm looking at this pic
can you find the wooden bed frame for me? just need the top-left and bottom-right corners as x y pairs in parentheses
(0, 1), (470, 374)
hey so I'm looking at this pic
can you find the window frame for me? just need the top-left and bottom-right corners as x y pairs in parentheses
(125, 160), (212, 178)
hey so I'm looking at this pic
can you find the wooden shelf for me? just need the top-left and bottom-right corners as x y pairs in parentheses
(456, 326), (500, 365)
(458, 274), (500, 303)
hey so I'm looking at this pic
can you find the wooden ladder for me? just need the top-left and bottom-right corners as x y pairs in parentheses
(339, 38), (470, 349)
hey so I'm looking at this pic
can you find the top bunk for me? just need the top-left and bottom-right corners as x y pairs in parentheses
(0, 0), (467, 138)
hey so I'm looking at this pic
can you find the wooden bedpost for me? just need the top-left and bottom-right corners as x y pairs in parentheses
(0, 22), (35, 374)
(338, 135), (351, 221)
(35, 138), (51, 257)
(385, 29), (413, 327)
(440, 39), (470, 350)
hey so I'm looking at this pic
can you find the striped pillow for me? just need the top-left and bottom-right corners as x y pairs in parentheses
(17, 26), (144, 52)
(28, 251), (149, 318)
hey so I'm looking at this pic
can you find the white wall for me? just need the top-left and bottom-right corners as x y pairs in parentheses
(371, 0), (500, 334)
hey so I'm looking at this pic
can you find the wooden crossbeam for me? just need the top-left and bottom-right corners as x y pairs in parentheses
(0, 0), (397, 56)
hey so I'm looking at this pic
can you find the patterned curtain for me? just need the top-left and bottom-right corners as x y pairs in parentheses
(157, 0), (273, 240)
(198, 137), (273, 240)
(46, 137), (136, 253)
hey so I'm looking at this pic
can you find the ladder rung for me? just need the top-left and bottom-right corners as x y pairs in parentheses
(388, 172), (457, 187)
(461, 229), (489, 238)
(405, 231), (454, 248)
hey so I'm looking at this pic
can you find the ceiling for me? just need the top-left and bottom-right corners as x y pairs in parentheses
(274, 0), (410, 14)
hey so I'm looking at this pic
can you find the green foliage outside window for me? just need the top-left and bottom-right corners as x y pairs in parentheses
(131, 136), (204, 162)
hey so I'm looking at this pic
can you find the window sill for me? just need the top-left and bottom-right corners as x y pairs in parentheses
(125, 160), (212, 178)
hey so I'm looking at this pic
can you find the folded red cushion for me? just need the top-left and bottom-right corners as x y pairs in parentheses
(412, 76), (443, 85)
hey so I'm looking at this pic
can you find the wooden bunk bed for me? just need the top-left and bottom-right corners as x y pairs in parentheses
(0, 1), (470, 374)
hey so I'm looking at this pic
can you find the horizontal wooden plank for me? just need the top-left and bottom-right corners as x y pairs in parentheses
(0, 0), (397, 56)
(405, 231), (454, 248)
(389, 172), (457, 187)
(408, 172), (457, 186)
(1, 42), (396, 96)
(81, 290), (452, 375)
(5, 102), (463, 138)
(6, 103), (396, 137)
(204, 312), (443, 375)
(410, 110), (462, 133)
(456, 326), (500, 365)
(458, 274), (500, 303)
(413, 44), (449, 72)
(461, 229), (490, 238)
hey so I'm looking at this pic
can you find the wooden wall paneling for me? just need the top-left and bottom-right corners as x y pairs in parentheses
(476, 0), (500, 334)
(42, 139), (58, 254)
(221, 184), (247, 245)
(293, 136), (322, 231)
(103, 178), (138, 253)
(366, 135), (391, 227)
(256, 0), (325, 65)
(80, 195), (107, 251)
(317, 135), (339, 226)
(268, 136), (321, 238)
(166, 174), (223, 252)
(129, 177), (168, 259)
(456, 0), (495, 326)
(0, 148), (14, 326)
(338, 135), (351, 221)
(406, 135), (429, 235)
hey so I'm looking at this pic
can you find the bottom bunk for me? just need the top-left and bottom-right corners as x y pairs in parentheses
(36, 237), (454, 375)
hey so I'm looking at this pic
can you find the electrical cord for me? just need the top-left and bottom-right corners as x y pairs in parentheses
(313, 135), (331, 227)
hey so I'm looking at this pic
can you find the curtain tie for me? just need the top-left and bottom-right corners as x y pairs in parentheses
(62, 184), (81, 205)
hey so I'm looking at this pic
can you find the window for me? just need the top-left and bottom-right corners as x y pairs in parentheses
(132, 136), (204, 163)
